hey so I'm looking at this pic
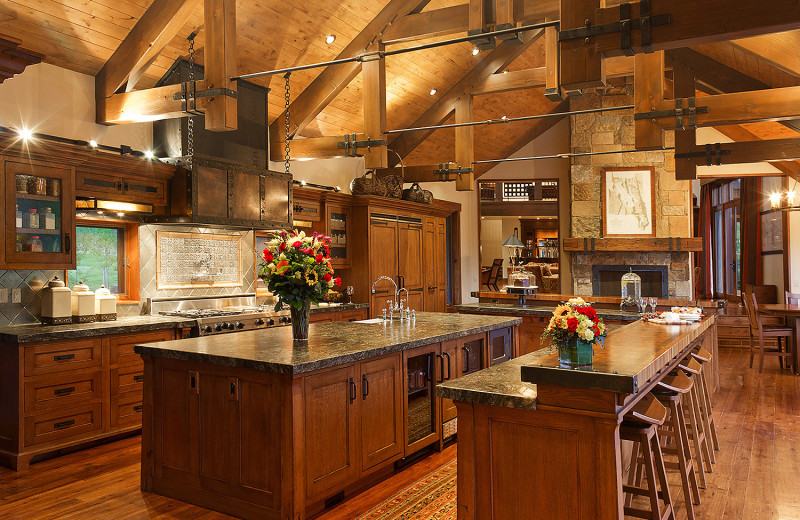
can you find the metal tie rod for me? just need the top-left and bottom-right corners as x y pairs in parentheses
(232, 20), (559, 81)
(473, 147), (676, 165)
(385, 105), (635, 134)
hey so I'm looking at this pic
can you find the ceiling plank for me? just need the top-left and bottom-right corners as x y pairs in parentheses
(729, 31), (800, 78)
(472, 68), (547, 95)
(383, 5), (468, 44)
(388, 30), (545, 164)
(268, 0), (431, 144)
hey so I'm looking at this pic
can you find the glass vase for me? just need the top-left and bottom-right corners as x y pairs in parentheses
(557, 336), (594, 368)
(290, 300), (311, 341)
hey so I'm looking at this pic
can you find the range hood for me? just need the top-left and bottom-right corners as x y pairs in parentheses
(148, 59), (293, 229)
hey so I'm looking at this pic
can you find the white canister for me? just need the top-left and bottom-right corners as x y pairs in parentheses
(41, 276), (73, 325)
(94, 285), (117, 321)
(71, 281), (96, 323)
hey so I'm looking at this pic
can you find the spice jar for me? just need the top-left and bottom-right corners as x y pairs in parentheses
(15, 205), (22, 228)
(46, 178), (61, 197)
(15, 175), (29, 193)
(27, 176), (46, 195)
(23, 208), (39, 228)
(41, 207), (55, 230)
(24, 236), (43, 252)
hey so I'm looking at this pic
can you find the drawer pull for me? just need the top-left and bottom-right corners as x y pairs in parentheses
(53, 353), (75, 362)
(54, 419), (75, 429)
(133, 405), (143, 413)
(53, 386), (76, 396)
(133, 375), (144, 382)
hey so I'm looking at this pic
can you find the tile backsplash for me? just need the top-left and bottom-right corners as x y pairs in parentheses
(0, 225), (257, 326)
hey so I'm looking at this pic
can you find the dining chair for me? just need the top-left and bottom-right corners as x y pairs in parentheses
(742, 290), (794, 373)
(482, 258), (503, 291)
(785, 291), (800, 305)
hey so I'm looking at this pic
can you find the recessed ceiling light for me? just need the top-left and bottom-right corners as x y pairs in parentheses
(326, 35), (336, 44)
(429, 89), (437, 96)
(503, 70), (509, 74)
(472, 48), (480, 56)
(17, 128), (33, 141)
(301, 180), (307, 186)
(501, 115), (508, 120)
(89, 139), (98, 148)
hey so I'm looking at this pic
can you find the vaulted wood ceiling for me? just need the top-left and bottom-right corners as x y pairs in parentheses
(1, 0), (800, 169)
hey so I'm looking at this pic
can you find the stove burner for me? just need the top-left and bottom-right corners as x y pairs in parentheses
(159, 309), (240, 318)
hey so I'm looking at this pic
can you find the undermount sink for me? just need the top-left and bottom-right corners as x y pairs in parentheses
(352, 318), (385, 324)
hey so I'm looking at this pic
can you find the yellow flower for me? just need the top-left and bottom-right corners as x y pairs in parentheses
(304, 268), (319, 285)
(553, 305), (571, 319)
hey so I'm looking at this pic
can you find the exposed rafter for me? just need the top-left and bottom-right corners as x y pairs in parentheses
(729, 31), (800, 79)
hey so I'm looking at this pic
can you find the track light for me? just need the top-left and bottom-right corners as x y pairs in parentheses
(89, 139), (98, 148)
(18, 128), (33, 141)
(144, 150), (155, 159)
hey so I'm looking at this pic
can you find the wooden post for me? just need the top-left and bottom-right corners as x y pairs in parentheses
(559, 0), (605, 89)
(544, 25), (562, 101)
(495, 0), (522, 44)
(468, 0), (495, 50)
(634, 51), (665, 150)
(203, 0), (237, 132)
(363, 43), (387, 169)
(455, 95), (475, 191)
(673, 64), (697, 180)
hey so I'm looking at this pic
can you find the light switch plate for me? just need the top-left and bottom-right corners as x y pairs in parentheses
(11, 288), (21, 304)
(0, 288), (7, 303)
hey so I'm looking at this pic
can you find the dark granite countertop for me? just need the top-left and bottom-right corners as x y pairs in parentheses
(310, 302), (369, 314)
(454, 303), (642, 321)
(0, 315), (196, 343)
(135, 312), (522, 375)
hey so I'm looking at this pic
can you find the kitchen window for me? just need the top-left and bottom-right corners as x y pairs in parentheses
(66, 221), (139, 300)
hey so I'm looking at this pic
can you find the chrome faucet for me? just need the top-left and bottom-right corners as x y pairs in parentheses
(372, 276), (398, 309)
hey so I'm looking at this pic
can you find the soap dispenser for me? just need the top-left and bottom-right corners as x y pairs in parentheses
(71, 281), (96, 323)
(94, 285), (117, 321)
(41, 276), (72, 325)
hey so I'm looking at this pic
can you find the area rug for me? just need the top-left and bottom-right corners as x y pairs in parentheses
(356, 459), (457, 520)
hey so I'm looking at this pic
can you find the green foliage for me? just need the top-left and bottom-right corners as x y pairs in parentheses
(67, 227), (120, 292)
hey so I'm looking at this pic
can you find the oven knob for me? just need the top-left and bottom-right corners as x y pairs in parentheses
(236, 322), (245, 329)
(255, 318), (264, 326)
(214, 324), (223, 332)
(267, 318), (274, 326)
(286, 317), (292, 324)
(203, 325), (213, 334)
(221, 322), (231, 330)
(279, 316), (288, 324)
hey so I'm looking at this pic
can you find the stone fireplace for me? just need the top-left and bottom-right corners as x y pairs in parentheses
(592, 264), (669, 298)
(573, 251), (691, 298)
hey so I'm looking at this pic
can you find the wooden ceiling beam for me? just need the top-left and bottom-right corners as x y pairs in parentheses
(270, 135), (363, 161)
(709, 126), (800, 182)
(269, 0), (431, 144)
(634, 51), (665, 150)
(471, 68), (547, 95)
(102, 80), (208, 125)
(388, 29), (545, 165)
(728, 31), (800, 79)
(363, 44), (388, 169)
(203, 0), (237, 131)
(383, 5), (468, 44)
(376, 165), (459, 183)
(454, 95), (474, 190)
(95, 0), (202, 101)
(560, 0), (604, 90)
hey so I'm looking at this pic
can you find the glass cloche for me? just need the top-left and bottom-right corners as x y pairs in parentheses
(620, 268), (641, 309)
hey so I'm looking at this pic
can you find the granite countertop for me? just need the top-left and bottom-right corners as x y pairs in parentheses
(0, 315), (197, 343)
(135, 312), (522, 375)
(310, 302), (369, 314)
(454, 302), (642, 321)
(437, 348), (555, 410)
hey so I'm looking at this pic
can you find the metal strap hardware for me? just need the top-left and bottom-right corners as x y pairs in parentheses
(173, 83), (237, 115)
(674, 143), (731, 166)
(559, 0), (670, 51)
(357, 50), (386, 62)
(435, 163), (473, 181)
(634, 97), (708, 128)
(582, 238), (596, 251)
(338, 134), (388, 157)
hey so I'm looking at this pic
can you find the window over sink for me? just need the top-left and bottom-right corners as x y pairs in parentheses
(66, 221), (139, 300)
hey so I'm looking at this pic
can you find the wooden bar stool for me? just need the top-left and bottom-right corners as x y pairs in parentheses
(743, 290), (794, 372)
(654, 371), (701, 520)
(691, 346), (720, 452)
(621, 394), (675, 520)
(678, 356), (714, 478)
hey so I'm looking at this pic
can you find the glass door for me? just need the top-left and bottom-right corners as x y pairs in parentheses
(326, 204), (350, 268)
(404, 346), (439, 452)
(5, 161), (74, 269)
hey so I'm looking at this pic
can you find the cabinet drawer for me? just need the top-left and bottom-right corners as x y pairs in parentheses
(24, 339), (102, 377)
(111, 365), (144, 396)
(24, 370), (102, 414)
(341, 309), (367, 322)
(109, 330), (174, 366)
(24, 403), (102, 447)
(110, 393), (143, 430)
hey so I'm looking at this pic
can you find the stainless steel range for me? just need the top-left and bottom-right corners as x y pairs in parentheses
(149, 294), (290, 336)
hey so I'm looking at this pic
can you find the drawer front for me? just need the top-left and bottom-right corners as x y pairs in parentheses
(24, 339), (103, 377)
(111, 365), (144, 396)
(24, 370), (103, 414)
(109, 330), (174, 366)
(340, 309), (368, 322)
(24, 403), (102, 447)
(110, 393), (143, 430)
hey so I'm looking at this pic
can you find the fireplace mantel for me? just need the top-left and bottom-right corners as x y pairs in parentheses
(563, 237), (702, 252)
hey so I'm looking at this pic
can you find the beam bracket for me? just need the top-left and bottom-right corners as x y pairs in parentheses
(634, 97), (708, 128)
(337, 134), (388, 157)
(674, 143), (731, 166)
(435, 163), (472, 181)
(559, 0), (670, 53)
(173, 81), (238, 115)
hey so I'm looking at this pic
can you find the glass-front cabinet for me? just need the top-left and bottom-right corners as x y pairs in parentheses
(326, 203), (350, 268)
(403, 344), (440, 454)
(4, 161), (75, 269)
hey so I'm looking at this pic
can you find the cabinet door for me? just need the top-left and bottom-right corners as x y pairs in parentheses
(327, 204), (351, 268)
(123, 177), (167, 205)
(304, 364), (358, 500)
(4, 161), (75, 269)
(155, 367), (198, 485)
(435, 217), (447, 312)
(462, 336), (485, 376)
(439, 340), (459, 424)
(403, 344), (440, 455)
(398, 219), (424, 290)
(76, 171), (123, 198)
(520, 316), (549, 355)
(422, 218), (437, 311)
(488, 327), (513, 366)
(359, 355), (403, 471)
(369, 216), (398, 317)
(197, 373), (239, 494)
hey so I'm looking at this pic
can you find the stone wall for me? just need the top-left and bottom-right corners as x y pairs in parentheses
(569, 84), (693, 298)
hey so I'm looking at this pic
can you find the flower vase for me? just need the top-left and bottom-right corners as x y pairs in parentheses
(558, 336), (594, 368)
(290, 300), (311, 341)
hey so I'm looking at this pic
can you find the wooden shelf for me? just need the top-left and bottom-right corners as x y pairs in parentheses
(563, 237), (703, 252)
(16, 227), (61, 235)
(16, 193), (60, 202)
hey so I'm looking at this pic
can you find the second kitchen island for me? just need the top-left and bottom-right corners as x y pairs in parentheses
(135, 312), (520, 520)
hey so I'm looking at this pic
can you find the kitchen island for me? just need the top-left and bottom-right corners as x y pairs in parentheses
(437, 315), (717, 520)
(135, 312), (520, 520)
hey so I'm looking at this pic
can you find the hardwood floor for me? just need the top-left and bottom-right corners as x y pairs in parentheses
(0, 348), (798, 520)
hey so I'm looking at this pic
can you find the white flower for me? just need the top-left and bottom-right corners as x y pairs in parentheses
(581, 329), (595, 342)
(298, 230), (306, 239)
(327, 280), (334, 287)
(567, 297), (587, 306)
(295, 272), (302, 280)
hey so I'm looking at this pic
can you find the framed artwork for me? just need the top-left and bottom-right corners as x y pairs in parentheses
(761, 210), (783, 254)
(602, 167), (656, 237)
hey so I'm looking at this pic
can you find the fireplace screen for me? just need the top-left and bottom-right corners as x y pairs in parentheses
(592, 265), (668, 298)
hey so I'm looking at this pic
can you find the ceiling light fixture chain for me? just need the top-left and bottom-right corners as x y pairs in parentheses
(187, 32), (197, 157)
(284, 73), (292, 176)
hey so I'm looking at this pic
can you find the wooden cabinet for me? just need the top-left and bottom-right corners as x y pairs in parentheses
(489, 327), (513, 366)
(423, 217), (448, 312)
(519, 315), (551, 355)
(326, 203), (351, 268)
(76, 170), (168, 205)
(3, 160), (76, 270)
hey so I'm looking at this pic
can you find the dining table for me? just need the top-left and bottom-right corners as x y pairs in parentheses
(758, 303), (800, 375)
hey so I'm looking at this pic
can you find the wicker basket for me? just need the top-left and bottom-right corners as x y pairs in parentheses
(402, 183), (434, 204)
(382, 173), (404, 198)
(350, 171), (387, 197)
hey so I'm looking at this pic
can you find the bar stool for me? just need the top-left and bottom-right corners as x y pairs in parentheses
(690, 346), (720, 452)
(677, 356), (714, 481)
(621, 393), (675, 520)
(654, 371), (701, 520)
